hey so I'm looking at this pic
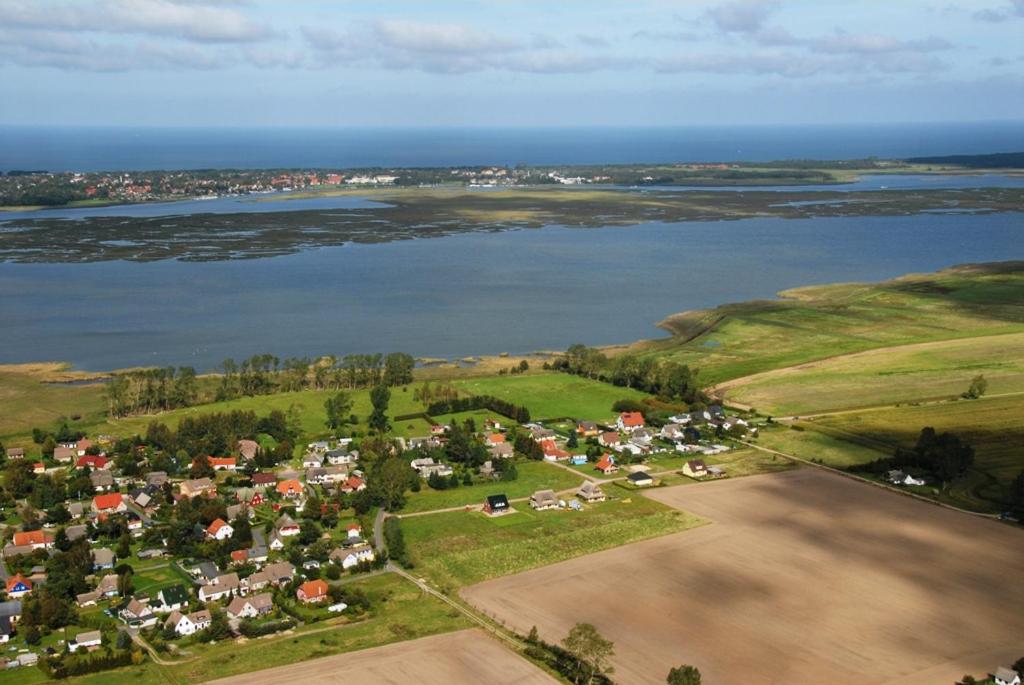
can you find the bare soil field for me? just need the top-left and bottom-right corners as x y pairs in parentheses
(462, 470), (1024, 684)
(204, 628), (557, 685)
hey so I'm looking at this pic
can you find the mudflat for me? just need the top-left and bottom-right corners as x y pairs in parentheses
(462, 469), (1024, 684)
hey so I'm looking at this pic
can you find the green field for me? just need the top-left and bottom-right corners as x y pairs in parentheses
(721, 332), (1024, 415)
(810, 394), (1024, 512)
(401, 495), (703, 589)
(28, 573), (470, 685)
(632, 262), (1024, 387)
(755, 425), (889, 469)
(402, 460), (582, 514)
(451, 374), (649, 422)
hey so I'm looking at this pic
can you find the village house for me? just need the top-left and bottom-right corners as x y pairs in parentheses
(340, 476), (366, 494)
(540, 440), (571, 462)
(93, 548), (116, 570)
(276, 479), (304, 499)
(489, 442), (514, 459)
(53, 446), (75, 463)
(484, 433), (506, 447)
(595, 454), (618, 474)
(76, 454), (110, 470)
(5, 575), (32, 599)
(275, 513), (300, 537)
(198, 573), (241, 602)
(576, 481), (606, 503)
(576, 420), (600, 437)
(330, 546), (375, 569)
(6, 447), (25, 459)
(12, 530), (54, 551)
(529, 425), (556, 442)
(994, 667), (1022, 685)
(617, 412), (645, 432)
(226, 592), (273, 620)
(208, 456), (237, 471)
(207, 518), (234, 541)
(76, 591), (101, 608)
(237, 439), (260, 461)
(68, 630), (102, 653)
(92, 492), (126, 514)
(325, 448), (357, 466)
(302, 454), (324, 469)
(179, 478), (215, 499)
(627, 471), (654, 487)
(146, 471), (168, 488)
(529, 489), (560, 511)
(251, 472), (277, 489)
(887, 470), (926, 487)
(683, 460), (709, 479)
(296, 579), (329, 603)
(598, 431), (621, 448)
(120, 598), (157, 628)
(483, 494), (511, 516)
(150, 585), (189, 613)
(90, 470), (115, 492)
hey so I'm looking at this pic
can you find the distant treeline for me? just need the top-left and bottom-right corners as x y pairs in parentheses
(906, 151), (1024, 168)
(215, 352), (414, 401)
(105, 352), (415, 418)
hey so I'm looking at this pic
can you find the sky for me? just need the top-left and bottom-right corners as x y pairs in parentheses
(0, 0), (1022, 127)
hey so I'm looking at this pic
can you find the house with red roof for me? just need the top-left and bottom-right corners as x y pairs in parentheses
(208, 456), (237, 471)
(296, 579), (329, 603)
(276, 479), (304, 498)
(6, 574), (32, 599)
(32, 463), (45, 474)
(207, 518), (233, 541)
(539, 440), (571, 462)
(595, 454), (618, 474)
(340, 476), (365, 493)
(617, 412), (645, 432)
(77, 455), (110, 470)
(13, 530), (54, 550)
(92, 493), (126, 514)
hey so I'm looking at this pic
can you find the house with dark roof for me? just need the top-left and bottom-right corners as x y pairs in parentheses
(483, 494), (511, 516)
(627, 471), (654, 487)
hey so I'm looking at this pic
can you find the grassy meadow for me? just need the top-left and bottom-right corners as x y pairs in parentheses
(719, 332), (1024, 415)
(402, 460), (582, 514)
(401, 495), (704, 590)
(810, 394), (1024, 512)
(450, 374), (648, 421)
(630, 262), (1024, 387)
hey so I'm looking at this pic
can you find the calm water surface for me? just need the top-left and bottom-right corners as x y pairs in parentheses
(1, 212), (1021, 370)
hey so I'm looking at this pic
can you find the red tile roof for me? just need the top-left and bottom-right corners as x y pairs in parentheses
(13, 530), (53, 547)
(77, 455), (109, 469)
(6, 574), (32, 592)
(92, 493), (123, 511)
(619, 412), (645, 427)
(297, 579), (328, 601)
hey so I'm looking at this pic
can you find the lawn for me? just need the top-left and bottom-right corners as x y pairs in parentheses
(632, 262), (1024, 387)
(451, 373), (650, 422)
(0, 363), (109, 448)
(719, 331), (1024, 415)
(43, 573), (470, 685)
(401, 495), (704, 589)
(810, 393), (1024, 512)
(401, 460), (582, 514)
(755, 425), (890, 469)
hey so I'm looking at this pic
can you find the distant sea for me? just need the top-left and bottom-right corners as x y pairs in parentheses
(2, 121), (1023, 172)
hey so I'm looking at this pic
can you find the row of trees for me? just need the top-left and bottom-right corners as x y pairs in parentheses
(426, 395), (531, 424)
(106, 367), (199, 417)
(553, 345), (706, 404)
(214, 352), (414, 401)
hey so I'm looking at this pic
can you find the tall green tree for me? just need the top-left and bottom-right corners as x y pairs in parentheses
(562, 622), (615, 685)
(368, 384), (391, 433)
(324, 391), (354, 431)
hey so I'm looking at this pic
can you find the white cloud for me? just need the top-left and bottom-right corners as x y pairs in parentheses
(0, 0), (275, 43)
(706, 0), (779, 34)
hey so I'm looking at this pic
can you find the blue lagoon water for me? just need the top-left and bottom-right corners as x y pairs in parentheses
(0, 211), (1021, 370)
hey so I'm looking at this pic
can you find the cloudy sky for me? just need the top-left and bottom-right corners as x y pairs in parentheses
(1, 0), (1022, 127)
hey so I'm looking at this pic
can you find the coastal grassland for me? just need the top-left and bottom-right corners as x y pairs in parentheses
(808, 393), (1024, 512)
(400, 495), (704, 589)
(451, 373), (649, 421)
(38, 573), (471, 685)
(0, 363), (109, 446)
(754, 425), (890, 469)
(717, 331), (1024, 415)
(401, 460), (581, 514)
(628, 262), (1024, 387)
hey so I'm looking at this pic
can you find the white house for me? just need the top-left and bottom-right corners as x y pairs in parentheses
(994, 667), (1021, 685)
(207, 518), (234, 541)
(68, 630), (102, 653)
(330, 546), (375, 569)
